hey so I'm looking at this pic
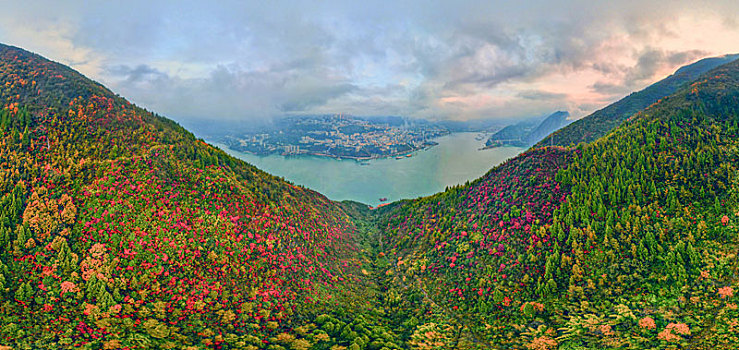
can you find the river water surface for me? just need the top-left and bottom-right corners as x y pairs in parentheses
(213, 132), (524, 206)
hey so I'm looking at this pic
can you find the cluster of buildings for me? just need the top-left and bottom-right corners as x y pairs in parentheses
(223, 115), (448, 159)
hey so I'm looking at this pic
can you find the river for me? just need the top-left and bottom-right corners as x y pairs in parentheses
(212, 132), (524, 206)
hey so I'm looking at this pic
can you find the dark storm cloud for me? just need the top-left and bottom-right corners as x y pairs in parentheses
(1, 0), (738, 122)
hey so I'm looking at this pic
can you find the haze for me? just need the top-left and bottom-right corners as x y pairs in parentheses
(2, 0), (738, 123)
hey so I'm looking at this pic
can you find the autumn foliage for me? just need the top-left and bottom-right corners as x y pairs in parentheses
(2, 43), (739, 349)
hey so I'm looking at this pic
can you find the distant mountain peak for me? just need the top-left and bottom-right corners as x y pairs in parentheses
(485, 110), (571, 148)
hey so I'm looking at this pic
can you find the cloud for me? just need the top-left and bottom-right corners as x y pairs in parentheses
(588, 48), (710, 98)
(590, 81), (630, 97)
(517, 90), (568, 101)
(0, 0), (738, 123)
(278, 82), (358, 113)
(107, 64), (169, 85)
(624, 48), (708, 83)
(104, 62), (358, 120)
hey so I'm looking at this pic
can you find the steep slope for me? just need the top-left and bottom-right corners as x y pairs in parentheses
(4, 41), (739, 350)
(522, 111), (570, 146)
(484, 118), (538, 147)
(379, 58), (739, 348)
(485, 111), (570, 148)
(0, 44), (394, 349)
(536, 54), (739, 148)
(377, 148), (576, 348)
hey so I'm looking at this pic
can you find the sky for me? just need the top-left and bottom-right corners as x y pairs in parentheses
(1, 1), (738, 123)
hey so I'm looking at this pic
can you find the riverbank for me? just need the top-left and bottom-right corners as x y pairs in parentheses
(222, 141), (440, 161)
(479, 142), (528, 151)
(211, 133), (525, 206)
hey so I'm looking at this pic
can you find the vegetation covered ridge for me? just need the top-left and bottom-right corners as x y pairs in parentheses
(536, 53), (739, 148)
(376, 58), (739, 348)
(0, 43), (395, 349)
(3, 41), (739, 350)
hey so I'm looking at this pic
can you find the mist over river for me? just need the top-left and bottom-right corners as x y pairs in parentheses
(213, 132), (524, 206)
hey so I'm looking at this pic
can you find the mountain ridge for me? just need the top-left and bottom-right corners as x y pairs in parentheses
(486, 111), (570, 148)
(536, 53), (739, 148)
(376, 56), (739, 348)
(2, 42), (739, 349)
(0, 43), (397, 349)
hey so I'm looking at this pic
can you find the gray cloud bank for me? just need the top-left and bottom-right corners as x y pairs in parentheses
(1, 1), (738, 122)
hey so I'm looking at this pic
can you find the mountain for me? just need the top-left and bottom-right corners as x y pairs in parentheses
(536, 54), (739, 148)
(377, 58), (739, 348)
(484, 118), (538, 146)
(485, 111), (570, 148)
(0, 44), (399, 349)
(524, 111), (570, 146)
(3, 42), (739, 350)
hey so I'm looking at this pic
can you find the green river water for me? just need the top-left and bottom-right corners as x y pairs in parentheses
(213, 132), (524, 206)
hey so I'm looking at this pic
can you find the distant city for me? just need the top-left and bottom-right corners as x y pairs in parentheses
(209, 112), (576, 160)
(218, 114), (451, 160)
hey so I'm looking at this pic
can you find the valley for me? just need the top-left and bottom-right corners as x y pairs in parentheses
(214, 133), (524, 206)
(1, 42), (739, 350)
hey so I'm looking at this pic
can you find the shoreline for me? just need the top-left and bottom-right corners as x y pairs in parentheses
(212, 133), (525, 207)
(222, 142), (440, 161)
(479, 143), (527, 151)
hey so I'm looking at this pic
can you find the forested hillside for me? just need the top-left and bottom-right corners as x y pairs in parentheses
(3, 42), (739, 350)
(486, 111), (570, 148)
(0, 44), (393, 349)
(378, 58), (739, 348)
(536, 54), (738, 148)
